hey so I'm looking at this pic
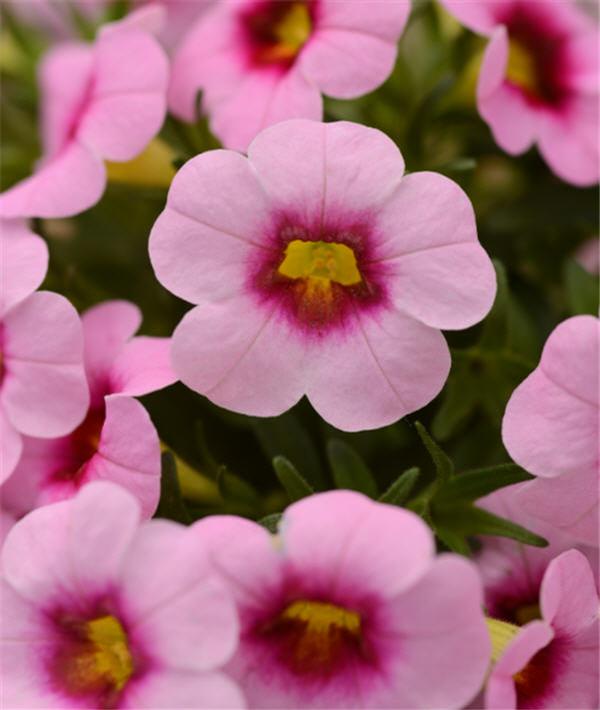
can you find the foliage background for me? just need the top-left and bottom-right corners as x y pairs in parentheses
(1, 0), (598, 548)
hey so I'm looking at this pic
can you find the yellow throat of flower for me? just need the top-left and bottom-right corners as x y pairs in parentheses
(261, 3), (312, 63)
(278, 239), (362, 293)
(486, 617), (521, 663)
(506, 40), (540, 97)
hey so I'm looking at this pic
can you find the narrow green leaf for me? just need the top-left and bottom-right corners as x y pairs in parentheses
(379, 467), (421, 506)
(326, 439), (378, 498)
(438, 463), (534, 503)
(155, 452), (191, 524)
(217, 465), (259, 504)
(415, 422), (454, 482)
(434, 526), (471, 556)
(259, 513), (282, 534)
(273, 456), (314, 502)
(564, 259), (599, 316)
(435, 504), (548, 547)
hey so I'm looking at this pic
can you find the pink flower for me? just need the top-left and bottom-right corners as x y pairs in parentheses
(575, 238), (600, 274)
(502, 315), (599, 546)
(440, 0), (599, 186)
(192, 490), (491, 708)
(0, 220), (89, 483)
(485, 549), (599, 709)
(149, 119), (496, 431)
(168, 0), (411, 150)
(1, 300), (176, 519)
(135, 0), (217, 49)
(0, 481), (245, 709)
(0, 12), (168, 219)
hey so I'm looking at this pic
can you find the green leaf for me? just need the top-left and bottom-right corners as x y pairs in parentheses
(326, 439), (378, 498)
(432, 360), (480, 440)
(379, 467), (421, 506)
(564, 259), (599, 316)
(438, 463), (533, 503)
(258, 513), (282, 534)
(435, 504), (548, 547)
(273, 456), (314, 502)
(433, 526), (471, 556)
(415, 422), (454, 482)
(252, 412), (325, 489)
(216, 465), (260, 504)
(155, 452), (191, 524)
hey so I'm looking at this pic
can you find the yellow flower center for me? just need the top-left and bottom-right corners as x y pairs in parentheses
(278, 239), (362, 287)
(256, 2), (312, 64)
(506, 40), (540, 97)
(61, 615), (134, 695)
(486, 617), (521, 663)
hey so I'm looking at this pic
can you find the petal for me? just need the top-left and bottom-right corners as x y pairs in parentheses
(209, 69), (322, 152)
(502, 316), (599, 479)
(78, 27), (168, 161)
(1, 291), (89, 438)
(171, 301), (306, 417)
(1, 481), (140, 607)
(38, 41), (94, 157)
(306, 307), (450, 431)
(82, 299), (142, 401)
(82, 395), (161, 519)
(109, 336), (177, 397)
(0, 141), (106, 219)
(537, 98), (600, 187)
(0, 219), (48, 317)
(485, 621), (554, 710)
(149, 149), (271, 305)
(437, 0), (502, 34)
(190, 515), (284, 615)
(540, 549), (598, 636)
(0, 411), (22, 484)
(299, 27), (399, 99)
(376, 171), (496, 329)
(121, 520), (239, 671)
(375, 555), (491, 709)
(248, 120), (405, 223)
(122, 670), (246, 709)
(515, 471), (599, 548)
(282, 490), (435, 599)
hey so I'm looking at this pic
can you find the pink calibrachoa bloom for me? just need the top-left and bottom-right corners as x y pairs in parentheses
(502, 315), (599, 547)
(0, 219), (89, 483)
(485, 550), (599, 709)
(0, 481), (245, 709)
(150, 119), (496, 431)
(440, 0), (599, 186)
(1, 300), (176, 519)
(0, 11), (168, 219)
(192, 490), (491, 709)
(168, 0), (411, 150)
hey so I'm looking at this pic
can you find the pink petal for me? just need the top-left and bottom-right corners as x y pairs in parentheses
(316, 0), (411, 41)
(540, 549), (599, 636)
(502, 316), (599, 479)
(305, 307), (450, 431)
(209, 69), (322, 152)
(149, 150), (271, 305)
(84, 395), (161, 519)
(190, 515), (284, 613)
(378, 555), (491, 709)
(171, 301), (306, 417)
(78, 27), (168, 162)
(121, 521), (239, 671)
(110, 336), (176, 397)
(122, 670), (246, 709)
(437, 0), (503, 34)
(0, 220), (48, 318)
(299, 27), (399, 99)
(485, 621), (554, 710)
(0, 140), (106, 219)
(376, 171), (496, 329)
(282, 490), (435, 599)
(38, 41), (94, 157)
(248, 119), (405, 221)
(1, 481), (139, 606)
(82, 299), (142, 401)
(515, 471), (598, 547)
(0, 412), (22, 484)
(1, 291), (89, 438)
